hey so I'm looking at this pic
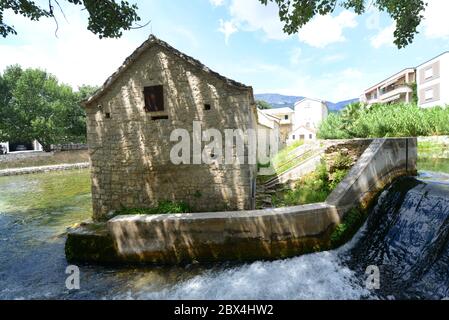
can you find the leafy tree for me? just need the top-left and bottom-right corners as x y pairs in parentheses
(65, 85), (98, 140)
(0, 0), (143, 38)
(0, 66), (86, 151)
(259, 0), (427, 48)
(256, 100), (273, 110)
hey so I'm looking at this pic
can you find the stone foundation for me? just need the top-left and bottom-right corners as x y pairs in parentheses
(66, 138), (417, 265)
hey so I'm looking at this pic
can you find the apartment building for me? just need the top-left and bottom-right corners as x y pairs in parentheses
(360, 68), (416, 105)
(361, 52), (449, 108)
(416, 52), (449, 108)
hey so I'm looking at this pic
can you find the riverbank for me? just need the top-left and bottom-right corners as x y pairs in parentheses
(0, 162), (90, 177)
(0, 150), (89, 170)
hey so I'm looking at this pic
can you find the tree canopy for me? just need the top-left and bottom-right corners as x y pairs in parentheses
(0, 65), (95, 151)
(0, 0), (142, 38)
(259, 0), (427, 48)
(256, 100), (273, 110)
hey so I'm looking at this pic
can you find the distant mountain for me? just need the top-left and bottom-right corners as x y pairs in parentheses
(327, 98), (360, 113)
(255, 94), (359, 112)
(254, 94), (303, 109)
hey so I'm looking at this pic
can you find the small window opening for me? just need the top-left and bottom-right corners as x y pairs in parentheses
(105, 112), (111, 119)
(284, 115), (289, 120)
(143, 85), (164, 112)
(204, 104), (211, 111)
(151, 115), (169, 121)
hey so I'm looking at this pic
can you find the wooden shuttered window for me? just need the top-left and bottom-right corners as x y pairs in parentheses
(143, 85), (164, 112)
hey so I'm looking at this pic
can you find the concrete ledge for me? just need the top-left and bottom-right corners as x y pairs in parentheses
(66, 138), (417, 264)
(326, 138), (417, 210)
(104, 203), (340, 264)
(0, 162), (90, 177)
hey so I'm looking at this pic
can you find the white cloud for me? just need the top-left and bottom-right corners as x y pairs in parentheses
(228, 59), (368, 102)
(322, 54), (345, 63)
(422, 0), (449, 39)
(297, 11), (358, 48)
(218, 19), (238, 45)
(222, 0), (287, 42)
(289, 47), (302, 66)
(0, 7), (145, 89)
(209, 0), (225, 6)
(273, 67), (365, 102)
(370, 23), (395, 49)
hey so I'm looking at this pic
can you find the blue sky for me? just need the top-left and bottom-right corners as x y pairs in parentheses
(1, 0), (448, 102)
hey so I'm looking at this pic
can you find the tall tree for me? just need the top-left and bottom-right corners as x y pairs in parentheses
(259, 0), (427, 48)
(0, 66), (84, 151)
(0, 0), (143, 38)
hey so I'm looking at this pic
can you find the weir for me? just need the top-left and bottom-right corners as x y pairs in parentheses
(65, 138), (417, 264)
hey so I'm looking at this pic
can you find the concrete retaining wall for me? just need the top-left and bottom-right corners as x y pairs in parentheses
(0, 151), (53, 164)
(327, 138), (417, 211)
(0, 163), (90, 177)
(66, 138), (417, 264)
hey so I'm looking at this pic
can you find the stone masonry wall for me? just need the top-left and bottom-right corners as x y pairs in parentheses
(85, 45), (257, 220)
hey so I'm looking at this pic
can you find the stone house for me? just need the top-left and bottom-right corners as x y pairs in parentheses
(82, 35), (258, 220)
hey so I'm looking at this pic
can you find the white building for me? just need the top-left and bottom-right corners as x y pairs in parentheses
(0, 140), (43, 154)
(416, 52), (449, 108)
(361, 51), (449, 108)
(260, 107), (294, 144)
(288, 125), (317, 143)
(257, 109), (281, 160)
(288, 98), (328, 143)
(360, 68), (416, 105)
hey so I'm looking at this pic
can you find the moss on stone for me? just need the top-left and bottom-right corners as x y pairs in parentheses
(65, 223), (119, 264)
(330, 207), (367, 249)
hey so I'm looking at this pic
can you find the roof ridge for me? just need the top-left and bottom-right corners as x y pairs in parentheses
(83, 34), (251, 106)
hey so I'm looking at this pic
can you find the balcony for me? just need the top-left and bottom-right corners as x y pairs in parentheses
(379, 85), (412, 103)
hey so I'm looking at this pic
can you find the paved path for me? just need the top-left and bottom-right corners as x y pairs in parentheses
(0, 162), (90, 177)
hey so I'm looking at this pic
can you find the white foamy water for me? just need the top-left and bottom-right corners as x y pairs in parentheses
(119, 251), (372, 300)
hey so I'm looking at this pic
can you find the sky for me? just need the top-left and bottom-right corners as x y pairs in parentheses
(1, 0), (449, 102)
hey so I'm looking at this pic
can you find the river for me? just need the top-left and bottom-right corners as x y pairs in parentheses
(0, 157), (448, 300)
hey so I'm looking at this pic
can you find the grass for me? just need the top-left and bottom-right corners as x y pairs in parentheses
(272, 155), (350, 207)
(318, 102), (449, 140)
(115, 201), (191, 216)
(0, 150), (89, 170)
(272, 140), (304, 167)
(269, 141), (315, 176)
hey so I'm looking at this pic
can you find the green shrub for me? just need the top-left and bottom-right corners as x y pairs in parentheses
(330, 207), (366, 248)
(332, 153), (353, 170)
(329, 169), (349, 190)
(318, 103), (449, 139)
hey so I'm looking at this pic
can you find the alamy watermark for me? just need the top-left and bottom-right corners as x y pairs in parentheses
(65, 265), (80, 290)
(169, 121), (279, 175)
(365, 265), (380, 290)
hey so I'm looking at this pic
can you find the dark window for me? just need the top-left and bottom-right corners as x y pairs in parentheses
(204, 104), (211, 111)
(284, 115), (289, 120)
(309, 134), (313, 139)
(151, 115), (169, 121)
(292, 135), (295, 140)
(143, 85), (164, 112)
(105, 112), (111, 119)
